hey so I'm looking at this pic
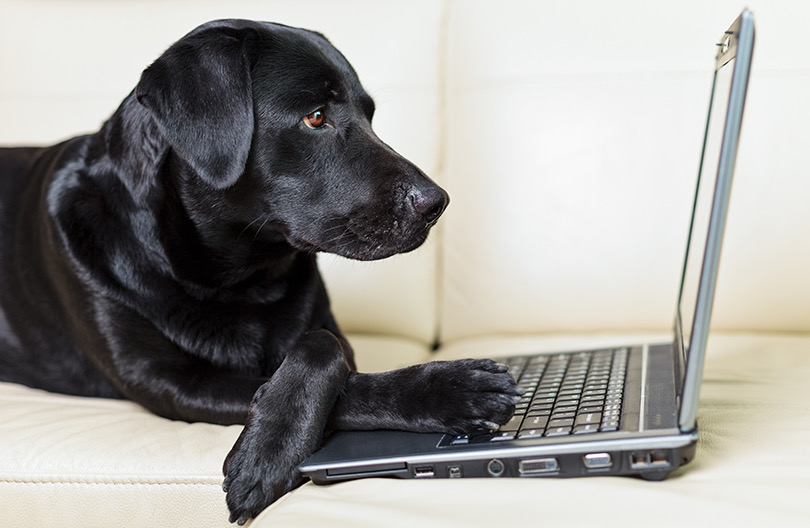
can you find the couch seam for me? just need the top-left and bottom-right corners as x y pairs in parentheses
(0, 475), (223, 486)
(431, 0), (452, 352)
(0, 480), (220, 488)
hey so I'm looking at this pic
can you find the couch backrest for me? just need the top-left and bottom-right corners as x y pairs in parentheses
(439, 0), (810, 343)
(2, 0), (809, 351)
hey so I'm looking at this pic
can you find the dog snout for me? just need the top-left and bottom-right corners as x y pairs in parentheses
(407, 185), (449, 227)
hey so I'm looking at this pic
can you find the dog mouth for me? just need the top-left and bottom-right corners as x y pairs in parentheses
(289, 215), (435, 261)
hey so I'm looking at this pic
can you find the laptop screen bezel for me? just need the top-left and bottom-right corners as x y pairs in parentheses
(673, 10), (755, 432)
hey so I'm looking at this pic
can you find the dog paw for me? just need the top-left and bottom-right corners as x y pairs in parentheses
(221, 340), (347, 525)
(222, 422), (306, 525)
(415, 358), (523, 434)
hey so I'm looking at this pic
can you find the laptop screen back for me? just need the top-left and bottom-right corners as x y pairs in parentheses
(675, 11), (754, 431)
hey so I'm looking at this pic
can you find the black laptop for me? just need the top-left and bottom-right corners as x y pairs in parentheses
(300, 9), (755, 484)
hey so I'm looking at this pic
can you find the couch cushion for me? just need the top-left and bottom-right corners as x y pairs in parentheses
(0, 382), (238, 527)
(0, 333), (431, 528)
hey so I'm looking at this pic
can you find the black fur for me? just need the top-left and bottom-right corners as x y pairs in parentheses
(0, 20), (520, 524)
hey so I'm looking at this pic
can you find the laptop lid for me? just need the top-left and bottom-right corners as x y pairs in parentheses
(675, 9), (755, 432)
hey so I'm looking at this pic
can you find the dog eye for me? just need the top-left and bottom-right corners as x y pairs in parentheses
(303, 109), (327, 129)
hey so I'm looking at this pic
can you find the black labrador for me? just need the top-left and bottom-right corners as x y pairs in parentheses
(0, 20), (520, 524)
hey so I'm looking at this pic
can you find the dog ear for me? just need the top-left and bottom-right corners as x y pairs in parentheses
(136, 22), (259, 189)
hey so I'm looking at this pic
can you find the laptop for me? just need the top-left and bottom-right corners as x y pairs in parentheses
(300, 9), (755, 484)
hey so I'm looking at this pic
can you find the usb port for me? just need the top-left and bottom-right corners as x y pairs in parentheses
(413, 466), (435, 478)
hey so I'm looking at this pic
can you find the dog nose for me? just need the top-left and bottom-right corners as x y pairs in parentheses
(408, 186), (449, 226)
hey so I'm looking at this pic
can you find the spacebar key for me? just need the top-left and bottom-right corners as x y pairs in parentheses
(498, 414), (524, 432)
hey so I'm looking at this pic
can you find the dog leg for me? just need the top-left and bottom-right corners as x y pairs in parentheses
(222, 329), (350, 525)
(329, 359), (522, 434)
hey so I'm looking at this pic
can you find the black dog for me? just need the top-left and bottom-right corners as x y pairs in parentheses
(0, 20), (520, 524)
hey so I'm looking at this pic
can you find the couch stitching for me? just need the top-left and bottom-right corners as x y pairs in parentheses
(0, 476), (223, 486)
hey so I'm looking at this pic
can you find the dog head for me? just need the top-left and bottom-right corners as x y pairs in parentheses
(135, 20), (448, 263)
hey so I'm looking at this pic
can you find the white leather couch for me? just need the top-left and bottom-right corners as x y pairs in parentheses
(2, 1), (809, 526)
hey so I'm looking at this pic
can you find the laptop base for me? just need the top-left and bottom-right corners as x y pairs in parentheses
(303, 429), (697, 485)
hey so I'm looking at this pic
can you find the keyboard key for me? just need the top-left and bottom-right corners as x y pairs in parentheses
(545, 426), (571, 437)
(584, 383), (608, 392)
(574, 413), (602, 426)
(601, 421), (620, 432)
(533, 390), (559, 400)
(517, 429), (544, 439)
(499, 414), (524, 432)
(523, 415), (549, 429)
(582, 389), (607, 398)
(578, 405), (603, 414)
(550, 411), (575, 420)
(580, 396), (605, 405)
(573, 424), (600, 434)
(547, 418), (574, 428)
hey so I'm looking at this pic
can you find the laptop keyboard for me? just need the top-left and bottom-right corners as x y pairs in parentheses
(447, 348), (628, 445)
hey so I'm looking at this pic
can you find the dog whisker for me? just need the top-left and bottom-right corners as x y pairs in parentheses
(236, 215), (268, 243)
(251, 215), (271, 242)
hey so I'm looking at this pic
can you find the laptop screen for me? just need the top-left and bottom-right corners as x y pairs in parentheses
(678, 58), (735, 370)
(675, 11), (754, 431)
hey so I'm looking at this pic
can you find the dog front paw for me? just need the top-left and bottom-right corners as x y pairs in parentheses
(221, 335), (349, 525)
(222, 419), (305, 525)
(413, 358), (523, 434)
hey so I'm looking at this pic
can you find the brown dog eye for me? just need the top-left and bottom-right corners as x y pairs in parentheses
(303, 109), (326, 129)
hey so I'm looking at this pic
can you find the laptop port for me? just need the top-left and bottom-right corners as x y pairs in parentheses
(413, 465), (435, 478)
(486, 459), (505, 477)
(630, 451), (671, 469)
(518, 458), (559, 475)
(583, 452), (613, 469)
(447, 465), (463, 478)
